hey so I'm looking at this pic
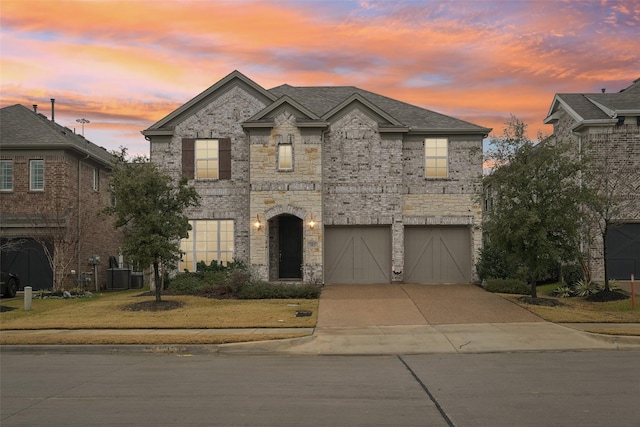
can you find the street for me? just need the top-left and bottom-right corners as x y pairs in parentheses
(1, 350), (639, 426)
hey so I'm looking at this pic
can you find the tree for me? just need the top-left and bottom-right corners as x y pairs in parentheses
(581, 126), (640, 291)
(483, 117), (587, 298)
(104, 150), (200, 302)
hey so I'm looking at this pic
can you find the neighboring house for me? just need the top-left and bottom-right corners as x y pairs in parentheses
(544, 78), (640, 281)
(0, 104), (124, 291)
(143, 71), (490, 284)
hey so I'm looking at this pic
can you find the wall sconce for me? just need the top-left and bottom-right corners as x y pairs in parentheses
(308, 215), (316, 230)
(254, 215), (263, 231)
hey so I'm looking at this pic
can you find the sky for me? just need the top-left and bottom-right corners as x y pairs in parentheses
(1, 0), (639, 157)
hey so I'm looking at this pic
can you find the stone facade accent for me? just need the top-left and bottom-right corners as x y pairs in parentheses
(145, 72), (487, 284)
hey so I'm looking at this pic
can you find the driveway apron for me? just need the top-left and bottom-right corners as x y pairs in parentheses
(317, 284), (542, 328)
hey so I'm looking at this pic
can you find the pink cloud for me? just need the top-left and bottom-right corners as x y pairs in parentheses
(1, 0), (638, 157)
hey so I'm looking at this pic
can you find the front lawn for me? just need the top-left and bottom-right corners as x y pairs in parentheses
(503, 283), (640, 335)
(0, 289), (318, 329)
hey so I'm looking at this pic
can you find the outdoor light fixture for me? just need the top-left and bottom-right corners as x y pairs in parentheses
(308, 215), (316, 230)
(254, 215), (263, 230)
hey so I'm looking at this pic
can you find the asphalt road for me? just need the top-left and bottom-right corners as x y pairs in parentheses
(2, 351), (639, 426)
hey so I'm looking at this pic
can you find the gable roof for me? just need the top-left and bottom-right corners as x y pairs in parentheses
(268, 84), (491, 134)
(544, 78), (640, 130)
(243, 94), (325, 128)
(143, 70), (277, 136)
(143, 71), (491, 137)
(0, 104), (115, 167)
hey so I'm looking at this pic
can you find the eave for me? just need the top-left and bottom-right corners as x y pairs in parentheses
(1, 142), (114, 169)
(407, 127), (492, 137)
(571, 119), (618, 133)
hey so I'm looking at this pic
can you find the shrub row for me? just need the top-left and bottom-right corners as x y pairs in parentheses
(483, 278), (529, 295)
(237, 282), (321, 299)
(167, 265), (321, 299)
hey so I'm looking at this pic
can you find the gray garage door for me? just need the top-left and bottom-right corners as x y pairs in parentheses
(325, 226), (391, 284)
(404, 226), (472, 283)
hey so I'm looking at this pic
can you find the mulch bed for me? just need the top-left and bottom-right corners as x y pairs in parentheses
(585, 290), (629, 302)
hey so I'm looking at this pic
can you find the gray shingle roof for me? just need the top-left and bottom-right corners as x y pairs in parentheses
(550, 78), (640, 122)
(143, 71), (491, 135)
(0, 104), (114, 167)
(268, 84), (490, 132)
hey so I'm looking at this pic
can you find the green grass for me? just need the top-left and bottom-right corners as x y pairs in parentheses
(0, 288), (318, 330)
(504, 283), (640, 324)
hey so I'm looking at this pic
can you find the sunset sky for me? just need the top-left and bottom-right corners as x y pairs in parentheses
(1, 0), (638, 157)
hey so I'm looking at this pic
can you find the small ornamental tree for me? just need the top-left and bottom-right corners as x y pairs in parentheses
(483, 117), (587, 298)
(104, 150), (200, 302)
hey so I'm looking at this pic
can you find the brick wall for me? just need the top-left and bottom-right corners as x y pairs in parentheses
(0, 149), (124, 290)
(150, 87), (485, 283)
(553, 111), (640, 281)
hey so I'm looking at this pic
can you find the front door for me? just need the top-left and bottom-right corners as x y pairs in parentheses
(278, 215), (302, 279)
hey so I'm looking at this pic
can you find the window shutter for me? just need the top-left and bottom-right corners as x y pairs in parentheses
(182, 138), (195, 179)
(219, 138), (231, 180)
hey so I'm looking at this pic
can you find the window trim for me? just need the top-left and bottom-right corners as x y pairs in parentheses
(424, 137), (449, 179)
(277, 134), (294, 171)
(92, 167), (99, 191)
(195, 139), (220, 180)
(30, 159), (45, 191)
(0, 160), (13, 191)
(180, 219), (235, 272)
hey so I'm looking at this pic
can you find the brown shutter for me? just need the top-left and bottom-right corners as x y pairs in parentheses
(219, 138), (231, 180)
(182, 138), (195, 179)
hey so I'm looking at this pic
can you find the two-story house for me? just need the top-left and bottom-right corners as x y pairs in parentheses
(0, 103), (124, 291)
(143, 71), (490, 285)
(544, 78), (640, 281)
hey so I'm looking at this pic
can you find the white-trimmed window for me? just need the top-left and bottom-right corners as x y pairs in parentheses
(195, 139), (219, 179)
(0, 160), (13, 191)
(277, 134), (293, 171)
(92, 167), (99, 191)
(180, 220), (234, 271)
(30, 159), (44, 191)
(425, 138), (448, 178)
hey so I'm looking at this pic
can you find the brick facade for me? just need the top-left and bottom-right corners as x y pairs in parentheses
(145, 71), (488, 284)
(1, 105), (124, 291)
(545, 80), (640, 281)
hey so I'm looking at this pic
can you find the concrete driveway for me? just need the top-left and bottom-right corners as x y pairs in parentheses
(317, 284), (543, 327)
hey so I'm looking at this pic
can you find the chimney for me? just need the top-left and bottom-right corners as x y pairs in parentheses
(33, 104), (38, 113)
(50, 98), (55, 122)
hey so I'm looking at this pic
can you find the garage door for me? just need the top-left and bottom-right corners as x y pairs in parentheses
(606, 223), (640, 280)
(404, 226), (471, 283)
(325, 226), (391, 284)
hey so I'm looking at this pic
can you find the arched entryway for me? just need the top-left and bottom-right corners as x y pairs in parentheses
(268, 214), (303, 280)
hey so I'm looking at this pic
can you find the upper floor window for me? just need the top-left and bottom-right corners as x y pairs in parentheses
(196, 139), (219, 179)
(30, 159), (45, 191)
(0, 160), (13, 191)
(92, 167), (99, 191)
(425, 138), (448, 178)
(277, 134), (293, 171)
(182, 138), (231, 180)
